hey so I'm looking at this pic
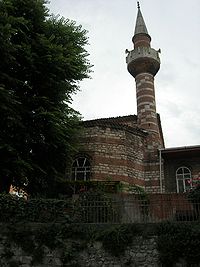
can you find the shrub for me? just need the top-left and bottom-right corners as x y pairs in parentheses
(96, 224), (141, 256)
(187, 185), (200, 218)
(0, 194), (71, 223)
(157, 222), (200, 266)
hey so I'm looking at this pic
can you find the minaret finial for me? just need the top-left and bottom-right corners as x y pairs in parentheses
(137, 1), (140, 9)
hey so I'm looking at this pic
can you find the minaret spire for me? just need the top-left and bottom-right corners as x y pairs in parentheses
(134, 2), (149, 36)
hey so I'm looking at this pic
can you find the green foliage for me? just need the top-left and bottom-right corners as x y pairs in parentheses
(188, 185), (200, 203)
(35, 224), (60, 249)
(187, 185), (200, 220)
(5, 218), (200, 266)
(96, 224), (142, 256)
(5, 225), (43, 264)
(2, 223), (90, 265)
(0, 193), (71, 223)
(52, 223), (142, 258)
(54, 180), (121, 196)
(0, 0), (91, 196)
(128, 184), (149, 199)
(157, 222), (200, 266)
(61, 240), (85, 266)
(9, 229), (35, 254)
(127, 184), (150, 219)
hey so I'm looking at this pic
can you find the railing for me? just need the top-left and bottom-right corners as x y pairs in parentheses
(73, 196), (200, 224)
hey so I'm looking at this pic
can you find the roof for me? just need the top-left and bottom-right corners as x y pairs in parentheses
(82, 115), (147, 137)
(83, 115), (137, 124)
(161, 145), (200, 159)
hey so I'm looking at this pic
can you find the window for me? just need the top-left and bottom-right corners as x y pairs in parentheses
(72, 157), (91, 181)
(176, 167), (192, 193)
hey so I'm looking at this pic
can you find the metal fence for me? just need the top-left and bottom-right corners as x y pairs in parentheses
(73, 197), (200, 224)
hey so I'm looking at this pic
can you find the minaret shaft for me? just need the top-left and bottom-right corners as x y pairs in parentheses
(135, 72), (159, 133)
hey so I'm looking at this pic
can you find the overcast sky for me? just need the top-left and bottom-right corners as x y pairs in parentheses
(48, 0), (200, 148)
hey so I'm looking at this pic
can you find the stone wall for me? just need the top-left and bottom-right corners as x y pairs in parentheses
(0, 223), (199, 267)
(0, 225), (63, 267)
(78, 237), (159, 267)
(0, 226), (159, 267)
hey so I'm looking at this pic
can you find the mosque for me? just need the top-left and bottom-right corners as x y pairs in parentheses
(71, 3), (200, 193)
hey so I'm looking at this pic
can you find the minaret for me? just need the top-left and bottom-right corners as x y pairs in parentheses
(126, 2), (161, 136)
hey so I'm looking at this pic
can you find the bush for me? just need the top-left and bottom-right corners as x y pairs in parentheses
(187, 185), (200, 219)
(157, 222), (200, 266)
(187, 185), (200, 203)
(0, 194), (71, 223)
(96, 224), (141, 256)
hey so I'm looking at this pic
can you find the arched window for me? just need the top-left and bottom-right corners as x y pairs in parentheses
(176, 167), (192, 193)
(72, 157), (91, 181)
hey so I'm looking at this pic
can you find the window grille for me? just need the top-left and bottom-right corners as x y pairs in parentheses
(72, 157), (91, 181)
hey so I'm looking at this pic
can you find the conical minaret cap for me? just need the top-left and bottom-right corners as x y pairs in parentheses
(134, 3), (149, 35)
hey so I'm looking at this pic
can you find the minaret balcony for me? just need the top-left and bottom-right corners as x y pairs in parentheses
(126, 47), (160, 64)
(126, 47), (160, 77)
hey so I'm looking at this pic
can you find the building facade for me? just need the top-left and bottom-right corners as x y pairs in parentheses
(71, 4), (200, 193)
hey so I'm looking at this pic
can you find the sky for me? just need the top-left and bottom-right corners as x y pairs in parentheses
(48, 0), (200, 148)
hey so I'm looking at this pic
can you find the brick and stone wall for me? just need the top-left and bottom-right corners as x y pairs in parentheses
(80, 124), (147, 187)
(77, 116), (164, 193)
(142, 137), (163, 193)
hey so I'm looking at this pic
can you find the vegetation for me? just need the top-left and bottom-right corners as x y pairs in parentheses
(0, 193), (71, 223)
(0, 0), (91, 197)
(188, 184), (200, 203)
(96, 224), (142, 256)
(187, 184), (200, 219)
(157, 221), (200, 266)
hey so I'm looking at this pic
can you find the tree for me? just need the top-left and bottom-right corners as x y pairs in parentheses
(0, 0), (91, 196)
